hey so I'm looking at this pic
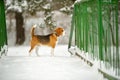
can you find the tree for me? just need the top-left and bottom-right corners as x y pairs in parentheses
(43, 2), (56, 29)
(15, 11), (25, 45)
(6, 0), (27, 45)
(6, 0), (45, 45)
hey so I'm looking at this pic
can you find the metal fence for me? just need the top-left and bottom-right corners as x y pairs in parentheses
(68, 0), (119, 79)
(0, 0), (7, 57)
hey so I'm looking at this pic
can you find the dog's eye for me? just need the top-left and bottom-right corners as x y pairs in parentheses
(61, 30), (63, 32)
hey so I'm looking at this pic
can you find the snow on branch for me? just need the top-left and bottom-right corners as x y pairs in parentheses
(6, 0), (28, 13)
(34, 0), (43, 4)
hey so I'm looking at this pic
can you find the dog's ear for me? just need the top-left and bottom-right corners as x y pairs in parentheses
(54, 27), (60, 32)
(53, 26), (57, 30)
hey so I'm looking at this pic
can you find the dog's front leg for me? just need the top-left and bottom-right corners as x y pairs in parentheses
(51, 48), (54, 56)
(35, 46), (40, 56)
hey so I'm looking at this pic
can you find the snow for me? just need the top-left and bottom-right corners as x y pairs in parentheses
(43, 3), (51, 10)
(0, 45), (8, 56)
(6, 0), (28, 13)
(73, 46), (120, 79)
(0, 45), (107, 80)
(7, 5), (22, 12)
(34, 0), (43, 4)
(75, 0), (82, 3)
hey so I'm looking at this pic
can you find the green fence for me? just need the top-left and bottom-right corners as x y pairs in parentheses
(69, 0), (119, 79)
(0, 0), (7, 57)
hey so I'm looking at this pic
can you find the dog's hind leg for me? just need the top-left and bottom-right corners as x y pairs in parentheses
(29, 44), (36, 56)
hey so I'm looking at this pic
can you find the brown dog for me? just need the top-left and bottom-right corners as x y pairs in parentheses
(29, 25), (65, 56)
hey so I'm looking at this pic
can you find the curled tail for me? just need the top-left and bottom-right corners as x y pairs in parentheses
(31, 25), (37, 37)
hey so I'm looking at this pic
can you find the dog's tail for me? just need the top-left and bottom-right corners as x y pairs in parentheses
(31, 24), (37, 37)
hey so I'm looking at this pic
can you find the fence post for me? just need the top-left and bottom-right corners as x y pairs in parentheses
(0, 0), (8, 57)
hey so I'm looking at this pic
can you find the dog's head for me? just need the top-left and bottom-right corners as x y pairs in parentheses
(54, 27), (65, 37)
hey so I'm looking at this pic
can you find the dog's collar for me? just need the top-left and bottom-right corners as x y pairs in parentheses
(53, 32), (59, 37)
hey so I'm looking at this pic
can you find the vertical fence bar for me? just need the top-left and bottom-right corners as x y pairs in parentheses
(98, 0), (103, 61)
(0, 0), (7, 56)
(75, 5), (79, 48)
(77, 5), (81, 48)
(85, 4), (88, 52)
(115, 0), (119, 76)
(68, 4), (76, 49)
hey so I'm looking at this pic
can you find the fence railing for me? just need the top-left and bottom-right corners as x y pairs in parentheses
(0, 0), (7, 57)
(68, 0), (119, 79)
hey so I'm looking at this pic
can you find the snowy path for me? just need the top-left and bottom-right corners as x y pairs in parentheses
(0, 45), (107, 80)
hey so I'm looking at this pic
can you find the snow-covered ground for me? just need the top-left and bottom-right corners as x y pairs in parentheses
(0, 45), (107, 80)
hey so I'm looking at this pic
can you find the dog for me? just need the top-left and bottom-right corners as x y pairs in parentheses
(29, 25), (65, 56)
